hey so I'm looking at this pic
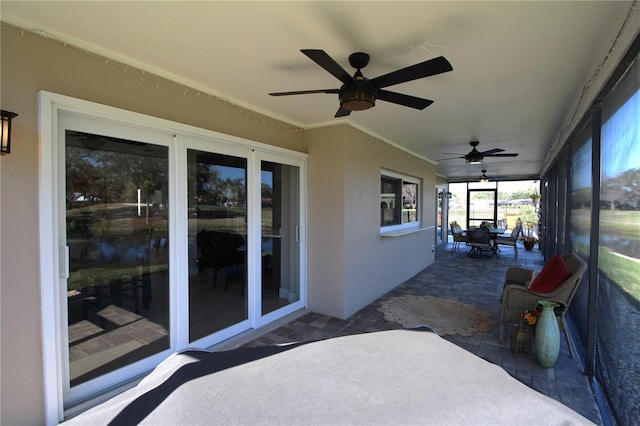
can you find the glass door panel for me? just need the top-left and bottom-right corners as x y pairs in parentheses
(188, 150), (248, 342)
(261, 161), (300, 315)
(65, 131), (170, 387)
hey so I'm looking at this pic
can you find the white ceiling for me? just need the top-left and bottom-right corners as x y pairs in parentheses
(2, 1), (637, 181)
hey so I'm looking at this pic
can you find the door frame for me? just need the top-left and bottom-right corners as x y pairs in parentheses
(466, 188), (498, 229)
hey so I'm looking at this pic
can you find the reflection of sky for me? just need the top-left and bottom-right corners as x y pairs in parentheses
(262, 170), (272, 186)
(602, 89), (640, 180)
(570, 88), (638, 189)
(216, 165), (245, 182)
(571, 141), (591, 189)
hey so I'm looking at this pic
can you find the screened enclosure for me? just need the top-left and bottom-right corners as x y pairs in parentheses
(542, 47), (639, 425)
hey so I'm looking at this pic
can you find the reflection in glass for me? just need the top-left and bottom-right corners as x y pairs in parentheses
(380, 175), (419, 227)
(261, 161), (300, 315)
(188, 150), (247, 342)
(596, 60), (640, 424)
(65, 131), (169, 387)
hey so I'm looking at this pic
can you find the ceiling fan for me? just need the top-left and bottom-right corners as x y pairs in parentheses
(479, 169), (490, 182)
(439, 141), (519, 164)
(269, 49), (453, 118)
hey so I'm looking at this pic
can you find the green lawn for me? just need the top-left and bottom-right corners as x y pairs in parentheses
(573, 241), (640, 302)
(599, 247), (640, 302)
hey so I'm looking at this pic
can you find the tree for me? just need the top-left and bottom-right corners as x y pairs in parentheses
(517, 205), (538, 236)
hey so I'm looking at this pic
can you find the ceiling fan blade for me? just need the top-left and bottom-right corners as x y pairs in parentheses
(370, 56), (453, 89)
(334, 107), (352, 117)
(377, 90), (434, 110)
(480, 148), (505, 155)
(301, 49), (355, 85)
(442, 152), (466, 156)
(436, 156), (465, 161)
(485, 153), (519, 157)
(269, 89), (339, 96)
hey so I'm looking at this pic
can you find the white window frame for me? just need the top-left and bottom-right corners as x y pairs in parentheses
(380, 169), (421, 235)
(38, 91), (307, 424)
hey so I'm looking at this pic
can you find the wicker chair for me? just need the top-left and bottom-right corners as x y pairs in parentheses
(499, 253), (587, 357)
(450, 222), (468, 253)
(495, 224), (522, 260)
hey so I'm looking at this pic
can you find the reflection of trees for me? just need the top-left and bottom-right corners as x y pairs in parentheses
(66, 146), (168, 208)
(572, 168), (640, 211)
(601, 168), (640, 210)
(195, 164), (222, 205)
(193, 163), (246, 207)
(261, 182), (273, 199)
(402, 183), (417, 208)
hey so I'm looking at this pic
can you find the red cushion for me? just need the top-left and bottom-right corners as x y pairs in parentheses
(529, 255), (573, 293)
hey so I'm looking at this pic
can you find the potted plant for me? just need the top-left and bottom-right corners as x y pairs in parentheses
(520, 235), (538, 251)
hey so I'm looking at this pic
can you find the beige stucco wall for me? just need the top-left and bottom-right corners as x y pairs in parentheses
(306, 125), (435, 318)
(342, 129), (435, 316)
(1, 25), (436, 424)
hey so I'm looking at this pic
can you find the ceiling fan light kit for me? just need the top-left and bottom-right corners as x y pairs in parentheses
(339, 85), (377, 111)
(270, 49), (452, 117)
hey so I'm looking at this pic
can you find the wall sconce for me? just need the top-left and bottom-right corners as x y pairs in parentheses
(447, 192), (452, 199)
(1, 110), (18, 155)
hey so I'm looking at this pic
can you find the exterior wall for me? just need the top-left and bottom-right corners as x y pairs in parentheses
(0, 27), (304, 425)
(343, 131), (436, 317)
(305, 127), (347, 318)
(306, 125), (436, 318)
(0, 25), (437, 423)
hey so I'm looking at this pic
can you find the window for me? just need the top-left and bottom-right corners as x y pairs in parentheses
(380, 171), (419, 232)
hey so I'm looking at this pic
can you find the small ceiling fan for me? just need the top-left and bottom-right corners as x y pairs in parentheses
(479, 169), (490, 182)
(269, 49), (453, 118)
(439, 141), (519, 164)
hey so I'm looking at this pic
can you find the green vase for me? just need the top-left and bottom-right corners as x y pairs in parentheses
(535, 301), (560, 368)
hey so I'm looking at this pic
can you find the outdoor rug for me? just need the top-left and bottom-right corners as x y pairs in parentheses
(378, 295), (495, 336)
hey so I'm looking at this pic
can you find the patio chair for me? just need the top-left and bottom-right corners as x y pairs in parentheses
(495, 224), (522, 260)
(499, 253), (587, 357)
(450, 222), (468, 253)
(467, 227), (494, 256)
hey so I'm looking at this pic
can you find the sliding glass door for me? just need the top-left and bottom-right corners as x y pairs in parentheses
(47, 95), (306, 409)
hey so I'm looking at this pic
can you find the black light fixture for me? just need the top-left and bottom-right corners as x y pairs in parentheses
(339, 85), (376, 111)
(1, 110), (18, 156)
(338, 74), (377, 111)
(338, 52), (377, 111)
(479, 169), (490, 182)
